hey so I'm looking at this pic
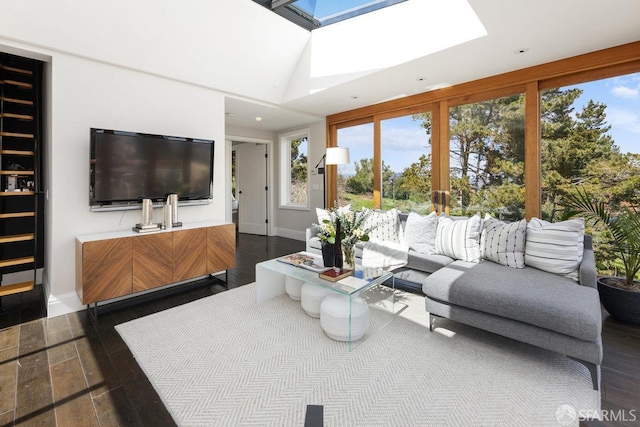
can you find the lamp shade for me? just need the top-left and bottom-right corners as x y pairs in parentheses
(325, 147), (350, 165)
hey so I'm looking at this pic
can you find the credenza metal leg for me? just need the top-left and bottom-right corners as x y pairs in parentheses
(87, 302), (99, 323)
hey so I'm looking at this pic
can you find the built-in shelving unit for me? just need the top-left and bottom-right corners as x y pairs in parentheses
(0, 52), (44, 300)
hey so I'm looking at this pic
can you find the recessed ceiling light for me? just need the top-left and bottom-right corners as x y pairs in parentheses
(514, 48), (529, 54)
(255, 117), (262, 122)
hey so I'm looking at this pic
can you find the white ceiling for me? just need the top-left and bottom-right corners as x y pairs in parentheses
(226, 0), (640, 132)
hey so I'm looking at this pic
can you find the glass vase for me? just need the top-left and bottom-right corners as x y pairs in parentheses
(343, 243), (355, 269)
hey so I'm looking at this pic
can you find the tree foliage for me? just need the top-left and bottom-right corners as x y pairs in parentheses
(417, 87), (639, 273)
(290, 137), (307, 183)
(338, 85), (640, 276)
(345, 158), (390, 195)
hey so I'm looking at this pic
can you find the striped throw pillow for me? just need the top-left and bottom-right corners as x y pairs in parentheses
(481, 215), (527, 268)
(524, 217), (585, 280)
(435, 213), (483, 263)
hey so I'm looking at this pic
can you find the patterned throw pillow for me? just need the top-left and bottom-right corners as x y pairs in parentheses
(481, 215), (527, 268)
(524, 217), (585, 280)
(435, 213), (483, 263)
(403, 211), (439, 254)
(363, 208), (401, 243)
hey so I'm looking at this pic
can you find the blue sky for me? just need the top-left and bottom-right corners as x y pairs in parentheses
(570, 72), (640, 155)
(338, 72), (640, 175)
(293, 0), (381, 19)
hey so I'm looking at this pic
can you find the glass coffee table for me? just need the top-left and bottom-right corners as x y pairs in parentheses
(255, 252), (406, 350)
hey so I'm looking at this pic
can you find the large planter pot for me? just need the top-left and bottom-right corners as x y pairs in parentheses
(598, 276), (640, 325)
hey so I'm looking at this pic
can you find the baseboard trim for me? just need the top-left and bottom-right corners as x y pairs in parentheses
(275, 228), (305, 241)
(47, 291), (85, 318)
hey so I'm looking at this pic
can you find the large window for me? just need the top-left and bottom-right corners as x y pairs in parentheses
(381, 113), (432, 214)
(449, 94), (525, 219)
(541, 72), (640, 276)
(279, 129), (309, 209)
(336, 123), (374, 209)
(326, 42), (640, 222)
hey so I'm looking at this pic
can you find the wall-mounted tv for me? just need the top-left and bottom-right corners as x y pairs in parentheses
(90, 128), (214, 210)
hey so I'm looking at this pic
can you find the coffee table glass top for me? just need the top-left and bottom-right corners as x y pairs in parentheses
(258, 252), (393, 296)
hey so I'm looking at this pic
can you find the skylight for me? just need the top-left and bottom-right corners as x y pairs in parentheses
(255, 0), (408, 30)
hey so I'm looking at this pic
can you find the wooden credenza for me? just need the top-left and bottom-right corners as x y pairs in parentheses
(76, 221), (235, 305)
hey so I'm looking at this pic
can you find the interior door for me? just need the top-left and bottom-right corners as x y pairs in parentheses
(236, 143), (267, 235)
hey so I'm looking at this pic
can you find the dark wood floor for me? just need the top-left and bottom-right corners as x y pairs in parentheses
(0, 233), (638, 426)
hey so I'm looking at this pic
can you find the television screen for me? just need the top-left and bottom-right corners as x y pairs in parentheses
(90, 128), (214, 207)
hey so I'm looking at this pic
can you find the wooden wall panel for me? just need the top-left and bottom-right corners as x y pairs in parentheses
(132, 233), (172, 293)
(80, 238), (132, 304)
(207, 224), (236, 273)
(172, 228), (206, 282)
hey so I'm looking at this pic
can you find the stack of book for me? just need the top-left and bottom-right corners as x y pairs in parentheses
(132, 223), (161, 233)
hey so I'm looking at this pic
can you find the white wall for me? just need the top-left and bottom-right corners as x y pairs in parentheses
(47, 53), (226, 317)
(274, 120), (326, 241)
(0, 40), (227, 317)
(226, 125), (276, 143)
(0, 0), (309, 105)
(226, 122), (326, 241)
(0, 0), (320, 316)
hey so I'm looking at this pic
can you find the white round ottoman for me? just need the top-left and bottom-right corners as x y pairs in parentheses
(320, 294), (369, 341)
(301, 283), (333, 318)
(285, 276), (304, 301)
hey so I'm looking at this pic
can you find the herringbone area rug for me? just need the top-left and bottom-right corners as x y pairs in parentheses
(116, 283), (598, 426)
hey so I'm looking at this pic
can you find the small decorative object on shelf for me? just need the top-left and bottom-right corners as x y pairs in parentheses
(132, 224), (161, 233)
(163, 203), (173, 230)
(141, 198), (153, 225)
(133, 198), (160, 233)
(167, 193), (182, 227)
(7, 176), (17, 191)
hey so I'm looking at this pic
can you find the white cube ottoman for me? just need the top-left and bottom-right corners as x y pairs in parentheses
(301, 283), (333, 318)
(285, 276), (304, 301)
(320, 294), (369, 341)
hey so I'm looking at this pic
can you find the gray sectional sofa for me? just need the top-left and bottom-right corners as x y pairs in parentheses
(305, 212), (602, 390)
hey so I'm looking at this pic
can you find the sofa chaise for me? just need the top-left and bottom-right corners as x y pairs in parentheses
(306, 210), (602, 390)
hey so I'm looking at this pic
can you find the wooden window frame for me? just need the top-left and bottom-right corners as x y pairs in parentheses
(326, 41), (640, 219)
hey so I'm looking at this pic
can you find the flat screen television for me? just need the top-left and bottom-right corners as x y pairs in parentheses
(90, 128), (214, 209)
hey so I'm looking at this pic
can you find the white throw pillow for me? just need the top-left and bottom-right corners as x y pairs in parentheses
(403, 211), (439, 254)
(316, 204), (351, 223)
(363, 208), (401, 243)
(481, 214), (527, 268)
(524, 217), (585, 280)
(435, 213), (483, 263)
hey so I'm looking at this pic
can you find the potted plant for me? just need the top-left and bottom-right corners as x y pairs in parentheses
(315, 219), (337, 268)
(314, 206), (375, 270)
(564, 187), (640, 324)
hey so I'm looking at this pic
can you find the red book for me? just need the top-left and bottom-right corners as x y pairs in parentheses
(319, 268), (353, 282)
